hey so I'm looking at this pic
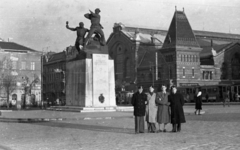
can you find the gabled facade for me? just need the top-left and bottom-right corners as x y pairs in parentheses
(107, 10), (240, 92)
(107, 24), (163, 91)
(159, 10), (202, 87)
(0, 41), (42, 107)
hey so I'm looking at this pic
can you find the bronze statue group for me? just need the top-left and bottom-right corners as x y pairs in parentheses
(131, 85), (186, 134)
(66, 8), (106, 52)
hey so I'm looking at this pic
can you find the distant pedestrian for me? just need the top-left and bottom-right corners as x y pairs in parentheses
(168, 86), (186, 132)
(235, 93), (239, 102)
(131, 86), (147, 134)
(223, 90), (230, 107)
(194, 88), (202, 115)
(145, 86), (158, 133)
(155, 85), (171, 132)
(205, 93), (209, 103)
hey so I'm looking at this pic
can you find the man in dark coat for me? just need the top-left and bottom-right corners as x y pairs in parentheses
(131, 86), (147, 134)
(168, 86), (186, 132)
(195, 88), (202, 115)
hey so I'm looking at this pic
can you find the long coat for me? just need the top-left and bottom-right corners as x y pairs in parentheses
(145, 93), (158, 123)
(155, 92), (171, 124)
(168, 93), (186, 124)
(195, 94), (202, 110)
(131, 92), (147, 116)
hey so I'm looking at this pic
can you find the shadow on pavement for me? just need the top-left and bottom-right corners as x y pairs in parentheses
(0, 144), (12, 150)
(186, 113), (240, 122)
(30, 121), (136, 135)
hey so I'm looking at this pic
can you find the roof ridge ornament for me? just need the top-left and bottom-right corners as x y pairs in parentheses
(134, 28), (141, 41)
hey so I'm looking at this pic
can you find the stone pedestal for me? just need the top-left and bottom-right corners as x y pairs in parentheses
(65, 44), (116, 108)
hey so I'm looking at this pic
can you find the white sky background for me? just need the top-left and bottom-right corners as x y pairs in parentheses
(0, 0), (240, 52)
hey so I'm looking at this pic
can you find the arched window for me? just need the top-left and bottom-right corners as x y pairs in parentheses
(124, 57), (131, 78)
(115, 44), (124, 79)
(12, 94), (17, 100)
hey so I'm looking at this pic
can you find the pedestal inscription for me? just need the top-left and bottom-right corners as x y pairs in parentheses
(92, 54), (109, 106)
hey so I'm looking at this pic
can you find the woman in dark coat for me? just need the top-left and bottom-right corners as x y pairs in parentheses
(131, 86), (147, 134)
(194, 88), (202, 115)
(168, 86), (186, 132)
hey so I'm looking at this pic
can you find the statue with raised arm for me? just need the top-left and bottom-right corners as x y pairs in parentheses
(66, 21), (89, 52)
(84, 8), (106, 46)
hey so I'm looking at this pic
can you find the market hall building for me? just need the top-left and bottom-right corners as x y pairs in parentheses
(107, 9), (240, 101)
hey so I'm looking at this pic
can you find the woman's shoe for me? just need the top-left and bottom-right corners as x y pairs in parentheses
(163, 129), (166, 132)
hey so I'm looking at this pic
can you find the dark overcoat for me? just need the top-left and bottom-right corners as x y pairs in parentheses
(168, 93), (186, 124)
(131, 92), (147, 116)
(155, 92), (171, 124)
(195, 95), (202, 110)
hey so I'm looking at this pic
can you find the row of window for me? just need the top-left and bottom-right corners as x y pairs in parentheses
(44, 83), (64, 92)
(11, 61), (35, 70)
(182, 68), (213, 80)
(44, 65), (65, 73)
(44, 73), (64, 83)
(138, 68), (214, 81)
(180, 55), (198, 62)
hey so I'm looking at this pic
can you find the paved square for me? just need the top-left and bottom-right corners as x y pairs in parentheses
(0, 105), (240, 150)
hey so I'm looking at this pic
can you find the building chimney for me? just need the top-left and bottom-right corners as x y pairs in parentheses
(134, 28), (141, 41)
(151, 34), (156, 44)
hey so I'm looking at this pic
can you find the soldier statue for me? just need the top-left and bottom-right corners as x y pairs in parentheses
(84, 8), (106, 46)
(66, 21), (89, 52)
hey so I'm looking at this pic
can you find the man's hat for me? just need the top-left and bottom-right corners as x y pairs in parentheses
(95, 8), (101, 12)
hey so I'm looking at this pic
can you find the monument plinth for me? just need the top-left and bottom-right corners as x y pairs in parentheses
(65, 43), (116, 111)
(64, 8), (116, 112)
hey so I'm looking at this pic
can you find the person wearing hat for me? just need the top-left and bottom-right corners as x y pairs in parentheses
(84, 8), (106, 46)
(155, 85), (171, 132)
(168, 85), (186, 132)
(131, 86), (147, 134)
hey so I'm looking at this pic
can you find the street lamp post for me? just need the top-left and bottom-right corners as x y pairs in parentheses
(149, 62), (155, 87)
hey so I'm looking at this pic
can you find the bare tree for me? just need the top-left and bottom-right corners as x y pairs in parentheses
(22, 74), (39, 107)
(0, 57), (17, 108)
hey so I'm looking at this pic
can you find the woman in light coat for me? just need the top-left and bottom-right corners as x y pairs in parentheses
(145, 86), (158, 133)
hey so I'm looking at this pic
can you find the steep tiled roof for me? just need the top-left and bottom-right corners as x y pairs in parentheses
(194, 30), (240, 40)
(162, 11), (200, 49)
(121, 30), (164, 44)
(200, 42), (233, 58)
(0, 41), (36, 52)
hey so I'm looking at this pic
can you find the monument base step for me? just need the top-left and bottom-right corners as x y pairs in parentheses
(47, 106), (133, 112)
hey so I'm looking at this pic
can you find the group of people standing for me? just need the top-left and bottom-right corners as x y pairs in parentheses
(131, 85), (186, 134)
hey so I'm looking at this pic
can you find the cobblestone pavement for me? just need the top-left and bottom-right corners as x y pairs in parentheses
(0, 105), (239, 150)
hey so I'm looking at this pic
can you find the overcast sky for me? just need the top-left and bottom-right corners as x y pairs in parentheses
(0, 0), (240, 52)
